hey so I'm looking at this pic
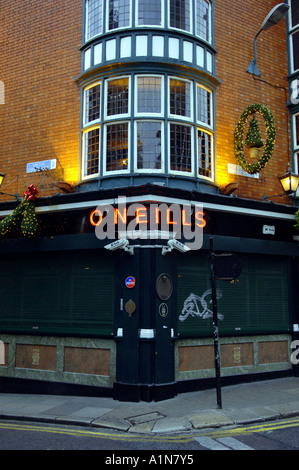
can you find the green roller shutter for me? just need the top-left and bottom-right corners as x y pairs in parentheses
(177, 252), (290, 338)
(0, 250), (114, 336)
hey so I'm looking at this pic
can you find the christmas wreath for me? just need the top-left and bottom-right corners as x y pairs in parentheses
(0, 184), (39, 238)
(234, 104), (276, 174)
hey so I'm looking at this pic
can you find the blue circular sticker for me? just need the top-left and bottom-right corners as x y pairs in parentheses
(125, 276), (136, 289)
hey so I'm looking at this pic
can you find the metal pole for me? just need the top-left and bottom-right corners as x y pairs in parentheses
(209, 237), (222, 409)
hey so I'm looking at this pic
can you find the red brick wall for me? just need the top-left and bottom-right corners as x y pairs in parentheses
(215, 0), (291, 204)
(0, 0), (82, 200)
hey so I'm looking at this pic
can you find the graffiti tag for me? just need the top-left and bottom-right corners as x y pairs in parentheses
(179, 289), (224, 322)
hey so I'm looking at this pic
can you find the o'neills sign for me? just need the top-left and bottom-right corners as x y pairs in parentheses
(90, 197), (206, 250)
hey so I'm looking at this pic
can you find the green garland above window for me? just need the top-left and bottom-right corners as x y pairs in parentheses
(234, 104), (276, 174)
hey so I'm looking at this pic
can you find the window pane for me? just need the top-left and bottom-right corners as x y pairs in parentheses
(137, 0), (162, 26)
(109, 0), (130, 30)
(170, 79), (191, 117)
(85, 84), (101, 123)
(86, 0), (102, 40)
(197, 86), (211, 125)
(137, 77), (161, 113)
(106, 123), (128, 171)
(84, 128), (100, 176)
(170, 124), (192, 172)
(195, 0), (210, 41)
(293, 31), (299, 71)
(169, 0), (191, 32)
(137, 122), (162, 169)
(107, 78), (129, 116)
(291, 0), (299, 27)
(198, 130), (212, 178)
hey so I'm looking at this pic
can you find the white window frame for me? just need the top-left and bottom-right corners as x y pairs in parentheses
(135, 0), (164, 28)
(106, 0), (132, 32)
(104, 75), (131, 121)
(135, 74), (164, 117)
(292, 113), (299, 151)
(197, 126), (214, 181)
(168, 76), (193, 121)
(134, 120), (164, 173)
(196, 83), (213, 129)
(82, 124), (101, 179)
(168, 0), (192, 34)
(290, 29), (299, 73)
(85, 0), (103, 41)
(168, 122), (194, 176)
(103, 121), (131, 175)
(195, 0), (211, 43)
(83, 81), (102, 127)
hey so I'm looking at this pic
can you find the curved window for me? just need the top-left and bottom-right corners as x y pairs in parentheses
(81, 74), (214, 180)
(84, 0), (212, 43)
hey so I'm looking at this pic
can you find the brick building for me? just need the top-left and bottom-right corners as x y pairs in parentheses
(0, 0), (298, 401)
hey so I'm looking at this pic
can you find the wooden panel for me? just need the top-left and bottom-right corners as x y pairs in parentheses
(258, 341), (288, 364)
(64, 347), (110, 376)
(16, 344), (56, 370)
(220, 343), (253, 367)
(178, 345), (214, 372)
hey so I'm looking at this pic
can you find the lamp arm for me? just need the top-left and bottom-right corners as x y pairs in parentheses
(253, 29), (263, 65)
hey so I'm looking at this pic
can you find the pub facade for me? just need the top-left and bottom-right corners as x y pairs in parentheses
(0, 0), (298, 401)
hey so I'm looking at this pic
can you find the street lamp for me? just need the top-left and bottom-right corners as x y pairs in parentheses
(247, 3), (290, 76)
(263, 165), (299, 201)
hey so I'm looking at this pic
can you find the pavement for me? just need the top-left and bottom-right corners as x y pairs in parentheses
(0, 377), (299, 434)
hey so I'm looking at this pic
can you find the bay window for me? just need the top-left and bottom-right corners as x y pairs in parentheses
(82, 74), (214, 180)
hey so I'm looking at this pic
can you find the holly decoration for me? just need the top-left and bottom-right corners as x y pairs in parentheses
(0, 184), (39, 238)
(245, 115), (264, 149)
(234, 104), (276, 174)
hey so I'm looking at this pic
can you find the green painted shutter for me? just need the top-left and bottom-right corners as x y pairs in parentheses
(0, 250), (114, 336)
(177, 252), (290, 338)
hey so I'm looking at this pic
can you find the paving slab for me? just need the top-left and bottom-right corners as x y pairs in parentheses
(188, 411), (234, 429)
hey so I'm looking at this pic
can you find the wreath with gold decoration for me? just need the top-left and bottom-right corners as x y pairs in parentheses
(234, 104), (276, 174)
